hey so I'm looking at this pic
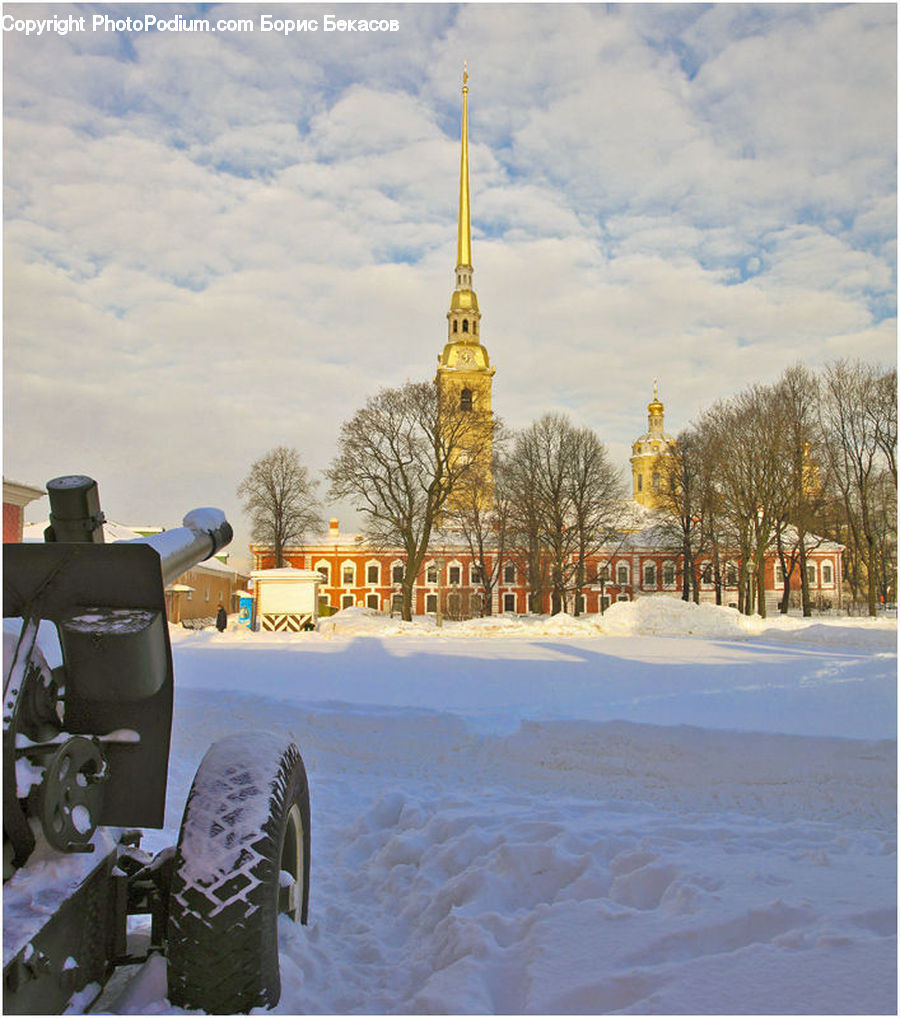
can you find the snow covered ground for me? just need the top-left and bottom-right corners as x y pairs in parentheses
(7, 600), (897, 1014)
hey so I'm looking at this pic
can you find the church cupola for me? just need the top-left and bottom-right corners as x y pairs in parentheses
(630, 380), (676, 508)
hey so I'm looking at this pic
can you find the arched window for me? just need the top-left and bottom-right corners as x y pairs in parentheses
(462, 320), (469, 333)
(652, 472), (660, 492)
(643, 562), (657, 589)
(616, 563), (629, 586)
(637, 474), (643, 492)
(453, 320), (458, 333)
(460, 388), (473, 411)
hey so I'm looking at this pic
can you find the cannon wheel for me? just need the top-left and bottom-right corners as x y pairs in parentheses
(166, 732), (310, 1013)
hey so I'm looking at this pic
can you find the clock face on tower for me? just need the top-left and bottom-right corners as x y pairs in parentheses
(457, 347), (475, 368)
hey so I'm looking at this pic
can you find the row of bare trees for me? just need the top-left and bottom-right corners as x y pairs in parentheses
(238, 360), (895, 621)
(655, 361), (897, 617)
(325, 385), (625, 619)
(237, 383), (624, 621)
(447, 414), (625, 617)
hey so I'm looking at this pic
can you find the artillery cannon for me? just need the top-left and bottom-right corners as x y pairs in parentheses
(3, 476), (311, 1014)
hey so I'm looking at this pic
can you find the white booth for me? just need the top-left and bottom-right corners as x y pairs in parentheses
(250, 568), (322, 632)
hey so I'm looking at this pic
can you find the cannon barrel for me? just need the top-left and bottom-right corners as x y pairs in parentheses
(130, 508), (233, 586)
(44, 474), (232, 586)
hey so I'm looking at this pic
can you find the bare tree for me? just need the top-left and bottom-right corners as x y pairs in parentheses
(237, 447), (323, 568)
(445, 443), (512, 616)
(820, 360), (893, 616)
(506, 413), (623, 615)
(655, 428), (706, 602)
(693, 386), (788, 617)
(326, 380), (496, 621)
(771, 363), (828, 615)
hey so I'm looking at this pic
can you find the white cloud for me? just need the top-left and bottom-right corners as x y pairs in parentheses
(3, 2), (895, 564)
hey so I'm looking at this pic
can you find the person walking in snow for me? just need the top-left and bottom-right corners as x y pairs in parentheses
(215, 603), (227, 632)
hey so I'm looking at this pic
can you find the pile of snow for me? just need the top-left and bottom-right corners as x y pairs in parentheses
(597, 596), (744, 636)
(315, 598), (898, 649)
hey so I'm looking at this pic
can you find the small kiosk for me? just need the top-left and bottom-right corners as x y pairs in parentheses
(250, 567), (322, 632)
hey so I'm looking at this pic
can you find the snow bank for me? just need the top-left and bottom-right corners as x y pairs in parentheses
(597, 596), (762, 637)
(213, 598), (897, 652)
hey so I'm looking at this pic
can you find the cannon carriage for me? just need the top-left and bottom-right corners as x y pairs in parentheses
(3, 475), (311, 1013)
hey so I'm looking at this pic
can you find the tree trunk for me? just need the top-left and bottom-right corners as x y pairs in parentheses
(401, 578), (415, 622)
(798, 536), (811, 617)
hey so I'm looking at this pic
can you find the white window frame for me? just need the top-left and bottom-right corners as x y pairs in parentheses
(643, 562), (657, 590)
(366, 593), (380, 610)
(616, 562), (630, 586)
(315, 560), (331, 585)
(341, 560), (356, 587)
(426, 561), (439, 585)
(503, 592), (516, 613)
(470, 563), (483, 585)
(447, 560), (462, 586)
(661, 560), (676, 588)
(425, 593), (438, 613)
(503, 562), (516, 584)
(821, 560), (834, 587)
(365, 560), (380, 586)
(391, 560), (405, 585)
(616, 593), (630, 602)
(341, 594), (354, 610)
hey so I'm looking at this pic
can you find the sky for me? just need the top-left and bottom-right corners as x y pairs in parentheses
(3, 2), (896, 569)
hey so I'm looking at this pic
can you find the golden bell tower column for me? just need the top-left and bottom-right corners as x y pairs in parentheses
(436, 65), (495, 510)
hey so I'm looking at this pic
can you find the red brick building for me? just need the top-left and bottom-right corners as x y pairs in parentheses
(3, 478), (45, 543)
(251, 515), (843, 618)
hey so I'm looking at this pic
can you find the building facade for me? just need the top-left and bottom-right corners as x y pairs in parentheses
(251, 509), (844, 618)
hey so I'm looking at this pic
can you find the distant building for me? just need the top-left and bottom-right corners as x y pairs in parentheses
(252, 506), (843, 618)
(3, 478), (45, 543)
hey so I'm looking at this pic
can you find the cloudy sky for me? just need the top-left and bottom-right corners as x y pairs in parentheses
(4, 2), (896, 567)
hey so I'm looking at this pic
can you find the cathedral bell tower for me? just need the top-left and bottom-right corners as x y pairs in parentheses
(436, 66), (495, 510)
(630, 380), (676, 508)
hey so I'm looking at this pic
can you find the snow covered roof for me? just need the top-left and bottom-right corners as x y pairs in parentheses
(23, 519), (143, 543)
(251, 567), (322, 581)
(3, 479), (45, 507)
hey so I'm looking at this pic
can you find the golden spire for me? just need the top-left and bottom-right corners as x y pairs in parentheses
(457, 63), (471, 269)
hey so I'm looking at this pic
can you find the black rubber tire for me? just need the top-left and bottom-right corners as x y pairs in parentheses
(166, 732), (310, 1013)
